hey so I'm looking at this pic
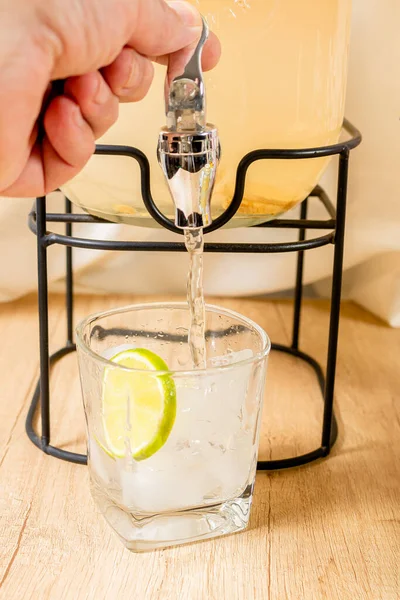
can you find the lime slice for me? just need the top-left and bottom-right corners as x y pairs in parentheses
(102, 348), (176, 461)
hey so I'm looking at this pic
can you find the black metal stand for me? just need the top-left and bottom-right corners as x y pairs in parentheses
(26, 120), (361, 470)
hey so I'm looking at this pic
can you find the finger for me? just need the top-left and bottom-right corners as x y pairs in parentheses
(63, 72), (119, 137)
(126, 0), (203, 57)
(198, 31), (222, 71)
(0, 143), (45, 197)
(154, 31), (221, 72)
(2, 96), (95, 197)
(102, 48), (154, 102)
(50, 0), (204, 80)
(44, 96), (95, 169)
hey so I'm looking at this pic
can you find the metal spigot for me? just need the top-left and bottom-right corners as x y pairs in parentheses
(157, 17), (220, 229)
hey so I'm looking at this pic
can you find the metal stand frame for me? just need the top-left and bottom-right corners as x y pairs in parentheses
(26, 120), (361, 470)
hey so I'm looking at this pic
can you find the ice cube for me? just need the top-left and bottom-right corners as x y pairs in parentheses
(88, 437), (116, 485)
(209, 348), (253, 368)
(102, 344), (136, 360)
(119, 460), (223, 513)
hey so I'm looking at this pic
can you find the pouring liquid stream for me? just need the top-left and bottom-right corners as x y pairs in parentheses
(184, 228), (207, 369)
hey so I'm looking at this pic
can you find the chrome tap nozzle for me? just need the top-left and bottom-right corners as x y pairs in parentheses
(157, 17), (220, 229)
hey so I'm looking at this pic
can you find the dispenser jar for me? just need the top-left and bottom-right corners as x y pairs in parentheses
(62, 0), (352, 227)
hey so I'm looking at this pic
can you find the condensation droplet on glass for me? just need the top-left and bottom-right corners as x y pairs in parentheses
(175, 439), (190, 451)
(205, 382), (216, 394)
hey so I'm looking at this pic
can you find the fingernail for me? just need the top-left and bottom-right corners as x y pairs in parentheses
(124, 52), (140, 89)
(94, 75), (109, 104)
(168, 1), (201, 28)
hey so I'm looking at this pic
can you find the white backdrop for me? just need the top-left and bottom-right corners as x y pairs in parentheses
(0, 0), (399, 326)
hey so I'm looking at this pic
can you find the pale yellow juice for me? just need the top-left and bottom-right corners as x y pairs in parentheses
(63, 0), (352, 226)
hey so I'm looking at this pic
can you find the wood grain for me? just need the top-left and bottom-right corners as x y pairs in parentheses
(0, 295), (399, 600)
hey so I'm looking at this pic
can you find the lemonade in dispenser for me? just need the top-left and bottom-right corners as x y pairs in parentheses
(62, 0), (352, 227)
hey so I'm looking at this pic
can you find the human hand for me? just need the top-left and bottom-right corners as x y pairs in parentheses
(0, 0), (220, 197)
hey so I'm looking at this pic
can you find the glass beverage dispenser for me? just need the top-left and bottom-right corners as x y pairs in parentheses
(62, 0), (352, 227)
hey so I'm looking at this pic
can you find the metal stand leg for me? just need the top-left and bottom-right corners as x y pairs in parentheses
(292, 199), (308, 350)
(36, 196), (51, 449)
(65, 198), (74, 346)
(321, 150), (349, 453)
(25, 197), (86, 464)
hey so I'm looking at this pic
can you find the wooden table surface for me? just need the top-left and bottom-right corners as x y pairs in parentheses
(0, 294), (399, 600)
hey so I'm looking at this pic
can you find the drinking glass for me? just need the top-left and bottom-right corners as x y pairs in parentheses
(76, 302), (270, 551)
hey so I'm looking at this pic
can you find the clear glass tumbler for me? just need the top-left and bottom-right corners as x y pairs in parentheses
(76, 303), (270, 552)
